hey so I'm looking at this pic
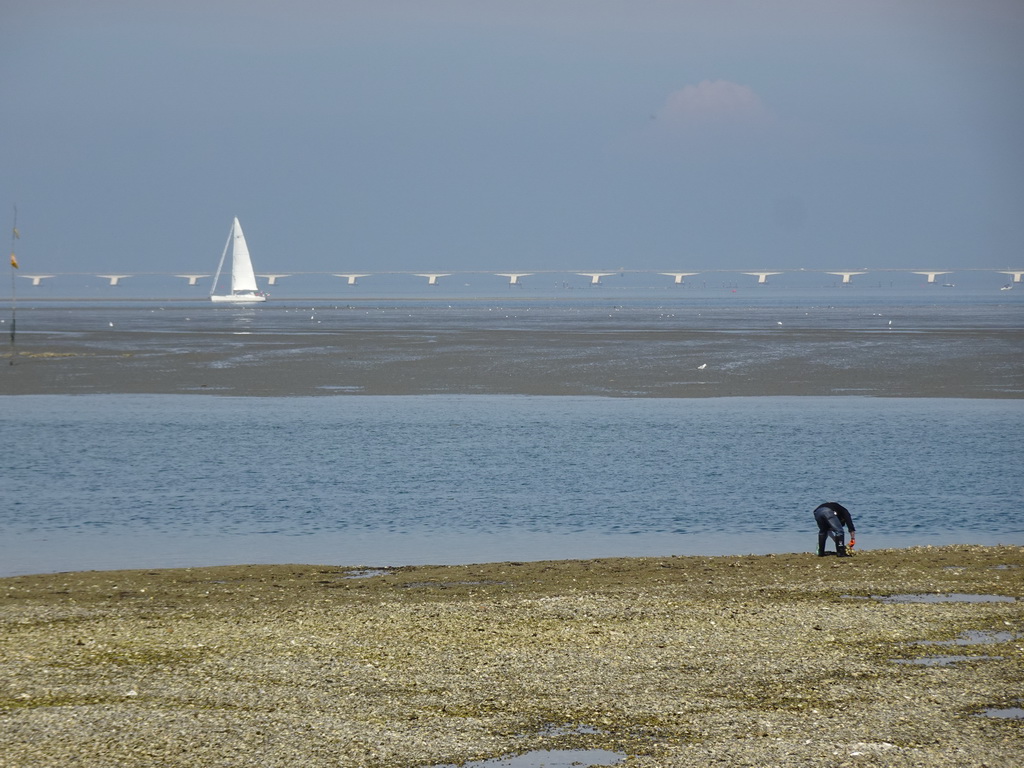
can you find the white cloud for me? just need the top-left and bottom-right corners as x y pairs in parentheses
(654, 80), (771, 127)
(626, 79), (781, 158)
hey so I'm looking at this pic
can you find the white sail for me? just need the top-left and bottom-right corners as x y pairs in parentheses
(210, 217), (266, 302)
(229, 218), (259, 293)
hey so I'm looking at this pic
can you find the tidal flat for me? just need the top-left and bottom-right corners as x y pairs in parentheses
(2, 545), (1022, 767)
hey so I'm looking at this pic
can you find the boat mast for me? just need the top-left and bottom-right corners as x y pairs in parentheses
(209, 221), (233, 297)
(9, 205), (19, 366)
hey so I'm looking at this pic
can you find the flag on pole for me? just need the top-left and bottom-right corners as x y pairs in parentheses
(12, 227), (19, 239)
(10, 253), (18, 269)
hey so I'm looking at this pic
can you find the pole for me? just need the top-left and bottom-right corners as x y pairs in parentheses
(9, 205), (18, 365)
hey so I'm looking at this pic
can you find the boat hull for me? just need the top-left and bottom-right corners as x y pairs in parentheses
(210, 293), (267, 303)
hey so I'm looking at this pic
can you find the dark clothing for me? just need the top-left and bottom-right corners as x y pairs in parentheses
(815, 502), (854, 533)
(814, 502), (855, 555)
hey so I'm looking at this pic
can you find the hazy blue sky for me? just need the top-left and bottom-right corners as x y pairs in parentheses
(2, 0), (1022, 274)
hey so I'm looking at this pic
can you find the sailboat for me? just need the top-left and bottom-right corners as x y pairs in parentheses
(210, 217), (267, 303)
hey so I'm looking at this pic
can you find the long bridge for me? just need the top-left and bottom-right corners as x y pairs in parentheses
(12, 268), (1024, 289)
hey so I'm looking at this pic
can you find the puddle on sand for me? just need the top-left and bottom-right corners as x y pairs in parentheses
(892, 655), (1002, 666)
(343, 569), (392, 579)
(914, 630), (1018, 646)
(981, 707), (1024, 719)
(870, 593), (1018, 603)
(429, 749), (625, 768)
(895, 629), (1017, 665)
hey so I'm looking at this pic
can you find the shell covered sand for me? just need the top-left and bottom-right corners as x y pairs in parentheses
(1, 545), (1022, 767)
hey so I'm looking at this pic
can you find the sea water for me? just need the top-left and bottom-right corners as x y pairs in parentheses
(1, 394), (1021, 576)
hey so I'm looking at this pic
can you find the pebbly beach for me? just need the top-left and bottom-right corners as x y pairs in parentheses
(2, 545), (1022, 767)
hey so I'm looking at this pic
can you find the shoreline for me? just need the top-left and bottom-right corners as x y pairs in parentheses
(3, 532), (1022, 581)
(2, 545), (1022, 767)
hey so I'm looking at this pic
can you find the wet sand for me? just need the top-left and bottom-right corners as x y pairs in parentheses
(2, 546), (1022, 767)
(3, 326), (1022, 397)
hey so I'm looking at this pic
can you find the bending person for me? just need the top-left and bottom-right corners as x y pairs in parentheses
(813, 502), (855, 557)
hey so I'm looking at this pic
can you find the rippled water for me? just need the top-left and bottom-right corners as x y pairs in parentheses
(1, 395), (1020, 576)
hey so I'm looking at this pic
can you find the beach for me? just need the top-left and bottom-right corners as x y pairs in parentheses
(1, 546), (1021, 767)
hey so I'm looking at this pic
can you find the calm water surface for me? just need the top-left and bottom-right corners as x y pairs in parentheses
(1, 395), (1020, 576)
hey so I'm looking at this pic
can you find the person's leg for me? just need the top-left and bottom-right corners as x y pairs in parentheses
(813, 508), (832, 556)
(815, 508), (847, 554)
(825, 513), (848, 556)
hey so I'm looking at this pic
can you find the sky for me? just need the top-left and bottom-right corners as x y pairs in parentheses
(2, 0), (1023, 276)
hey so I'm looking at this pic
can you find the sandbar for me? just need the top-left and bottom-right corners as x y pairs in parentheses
(3, 326), (1022, 397)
